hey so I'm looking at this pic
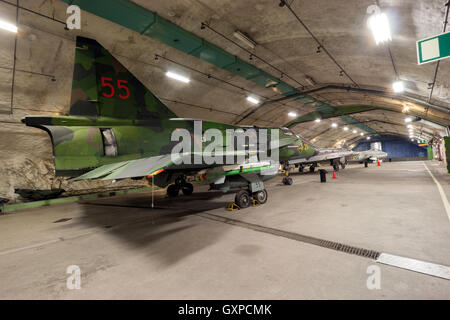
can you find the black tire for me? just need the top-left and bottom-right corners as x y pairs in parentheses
(253, 189), (268, 204)
(341, 162), (346, 169)
(309, 166), (315, 173)
(333, 163), (340, 171)
(181, 183), (194, 196)
(235, 190), (251, 208)
(282, 177), (293, 185)
(167, 184), (180, 197)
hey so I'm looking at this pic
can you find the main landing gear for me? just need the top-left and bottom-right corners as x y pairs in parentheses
(234, 189), (268, 209)
(167, 176), (194, 197)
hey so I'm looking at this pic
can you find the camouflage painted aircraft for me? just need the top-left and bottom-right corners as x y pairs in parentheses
(22, 37), (316, 208)
(283, 137), (354, 173)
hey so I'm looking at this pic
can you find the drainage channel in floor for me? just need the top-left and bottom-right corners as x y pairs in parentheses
(198, 212), (450, 280)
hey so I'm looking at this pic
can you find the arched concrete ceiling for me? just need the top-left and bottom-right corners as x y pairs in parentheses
(0, 0), (449, 147)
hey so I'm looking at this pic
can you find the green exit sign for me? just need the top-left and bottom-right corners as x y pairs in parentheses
(417, 31), (450, 65)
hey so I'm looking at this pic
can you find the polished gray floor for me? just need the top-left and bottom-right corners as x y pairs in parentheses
(0, 161), (449, 299)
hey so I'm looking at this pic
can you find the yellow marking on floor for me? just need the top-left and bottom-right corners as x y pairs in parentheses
(423, 162), (450, 222)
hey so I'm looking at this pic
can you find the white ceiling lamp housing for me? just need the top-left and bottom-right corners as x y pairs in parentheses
(367, 7), (391, 45)
(402, 104), (411, 113)
(366, 137), (371, 140)
(331, 123), (338, 128)
(233, 30), (257, 49)
(393, 80), (404, 93)
(404, 117), (413, 123)
(360, 132), (364, 136)
(166, 71), (190, 83)
(0, 20), (18, 33)
(315, 118), (321, 123)
(343, 126), (349, 131)
(352, 129), (357, 134)
(246, 96), (260, 105)
(288, 112), (297, 117)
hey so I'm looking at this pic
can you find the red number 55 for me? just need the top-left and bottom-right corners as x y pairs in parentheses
(101, 77), (130, 100)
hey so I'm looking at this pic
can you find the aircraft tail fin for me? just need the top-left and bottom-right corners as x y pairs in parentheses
(69, 36), (176, 120)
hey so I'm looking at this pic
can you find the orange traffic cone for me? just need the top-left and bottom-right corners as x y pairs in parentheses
(377, 159), (381, 167)
(332, 171), (337, 179)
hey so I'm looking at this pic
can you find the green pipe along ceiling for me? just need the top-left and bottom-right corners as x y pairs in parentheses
(63, 0), (377, 134)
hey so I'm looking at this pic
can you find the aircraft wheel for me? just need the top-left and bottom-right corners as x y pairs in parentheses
(253, 189), (268, 204)
(235, 190), (251, 208)
(282, 177), (293, 185)
(167, 184), (180, 197)
(309, 166), (315, 173)
(333, 163), (340, 171)
(340, 162), (346, 169)
(298, 166), (304, 173)
(181, 183), (194, 196)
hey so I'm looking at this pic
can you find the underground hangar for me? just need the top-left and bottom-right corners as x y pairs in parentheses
(0, 0), (450, 302)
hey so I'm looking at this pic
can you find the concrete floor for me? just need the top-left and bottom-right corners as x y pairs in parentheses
(0, 161), (449, 299)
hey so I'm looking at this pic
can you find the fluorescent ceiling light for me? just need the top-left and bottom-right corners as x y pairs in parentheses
(343, 126), (349, 131)
(288, 112), (297, 117)
(407, 124), (413, 129)
(393, 80), (404, 93)
(366, 137), (371, 140)
(411, 139), (414, 142)
(367, 12), (391, 45)
(0, 20), (18, 33)
(166, 71), (190, 83)
(246, 96), (260, 104)
(352, 129), (357, 134)
(315, 118), (321, 123)
(233, 30), (256, 49)
(404, 117), (412, 123)
(360, 133), (364, 136)
(331, 123), (338, 128)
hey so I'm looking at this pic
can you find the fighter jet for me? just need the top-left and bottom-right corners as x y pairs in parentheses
(22, 37), (314, 208)
(350, 149), (388, 164)
(283, 135), (354, 172)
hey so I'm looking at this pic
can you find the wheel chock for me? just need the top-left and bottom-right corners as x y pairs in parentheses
(226, 202), (240, 211)
(252, 199), (260, 207)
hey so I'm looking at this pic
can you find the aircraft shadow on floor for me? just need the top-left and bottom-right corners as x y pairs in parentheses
(61, 191), (234, 266)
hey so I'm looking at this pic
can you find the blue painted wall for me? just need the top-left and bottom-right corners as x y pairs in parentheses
(353, 135), (427, 159)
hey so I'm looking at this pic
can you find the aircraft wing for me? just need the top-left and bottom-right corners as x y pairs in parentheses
(73, 153), (201, 181)
(288, 150), (354, 165)
(73, 150), (258, 181)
